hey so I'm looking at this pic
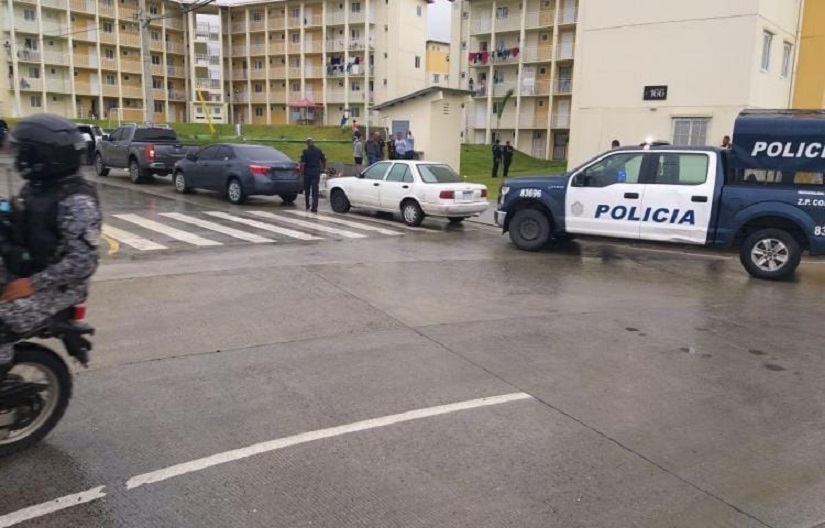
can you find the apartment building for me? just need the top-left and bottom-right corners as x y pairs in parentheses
(793, 0), (825, 109)
(453, 0), (578, 161)
(425, 40), (451, 87)
(0, 0), (433, 127)
(568, 0), (804, 166)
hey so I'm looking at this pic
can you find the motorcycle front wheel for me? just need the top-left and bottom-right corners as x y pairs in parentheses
(0, 345), (72, 456)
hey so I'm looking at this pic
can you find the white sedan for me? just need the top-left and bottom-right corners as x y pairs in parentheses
(327, 161), (489, 226)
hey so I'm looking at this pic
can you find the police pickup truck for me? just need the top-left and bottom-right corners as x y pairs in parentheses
(495, 110), (825, 280)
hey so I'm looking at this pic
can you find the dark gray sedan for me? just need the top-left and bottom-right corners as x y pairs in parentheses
(173, 144), (303, 205)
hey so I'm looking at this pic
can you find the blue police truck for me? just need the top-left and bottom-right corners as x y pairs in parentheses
(495, 110), (825, 280)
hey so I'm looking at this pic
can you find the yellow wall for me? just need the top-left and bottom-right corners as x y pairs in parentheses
(425, 42), (450, 75)
(793, 0), (825, 109)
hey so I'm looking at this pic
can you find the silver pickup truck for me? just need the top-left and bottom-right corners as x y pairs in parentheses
(95, 124), (196, 184)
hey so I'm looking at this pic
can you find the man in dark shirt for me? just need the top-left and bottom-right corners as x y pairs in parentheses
(491, 139), (503, 178)
(299, 138), (326, 212)
(502, 141), (514, 177)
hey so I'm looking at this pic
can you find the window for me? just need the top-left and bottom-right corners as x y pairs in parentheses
(415, 56), (421, 68)
(151, 54), (161, 65)
(254, 83), (263, 93)
(672, 118), (709, 146)
(351, 106), (360, 117)
(151, 31), (160, 41)
(30, 96), (42, 108)
(291, 7), (300, 17)
(362, 162), (390, 180)
(351, 81), (361, 91)
(102, 22), (114, 33)
(351, 2), (361, 13)
(576, 153), (645, 187)
(496, 7), (509, 19)
(781, 42), (793, 78)
(149, 4), (158, 15)
(23, 9), (36, 21)
(154, 101), (163, 112)
(386, 163), (412, 183)
(418, 164), (462, 184)
(252, 11), (263, 21)
(29, 67), (40, 79)
(253, 60), (263, 70)
(736, 170), (824, 186)
(105, 74), (116, 85)
(292, 33), (300, 43)
(24, 38), (38, 51)
(351, 28), (361, 39)
(105, 49), (115, 59)
(152, 78), (162, 88)
(255, 107), (264, 117)
(650, 154), (709, 185)
(761, 30), (773, 71)
(433, 73), (440, 84)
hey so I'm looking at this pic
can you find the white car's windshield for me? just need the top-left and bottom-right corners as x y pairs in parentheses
(418, 164), (462, 184)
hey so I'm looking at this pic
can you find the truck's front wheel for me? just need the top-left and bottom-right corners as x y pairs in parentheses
(509, 208), (551, 251)
(740, 228), (801, 281)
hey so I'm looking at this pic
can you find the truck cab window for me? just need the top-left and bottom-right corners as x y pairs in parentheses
(576, 153), (644, 188)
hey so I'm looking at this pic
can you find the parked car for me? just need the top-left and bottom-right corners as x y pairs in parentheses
(327, 160), (489, 226)
(95, 124), (197, 183)
(75, 123), (104, 165)
(173, 143), (303, 205)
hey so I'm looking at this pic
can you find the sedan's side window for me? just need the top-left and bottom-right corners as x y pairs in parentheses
(197, 146), (219, 161)
(362, 162), (390, 180)
(575, 153), (645, 188)
(217, 146), (234, 161)
(386, 163), (410, 182)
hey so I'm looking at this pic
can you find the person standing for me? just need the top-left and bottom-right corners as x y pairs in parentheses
(491, 139), (502, 178)
(406, 130), (416, 160)
(366, 132), (382, 166)
(611, 139), (621, 149)
(299, 138), (326, 213)
(721, 135), (732, 150)
(353, 133), (364, 173)
(394, 132), (409, 161)
(502, 141), (514, 178)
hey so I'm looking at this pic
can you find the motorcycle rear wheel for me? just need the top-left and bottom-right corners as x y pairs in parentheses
(0, 345), (72, 456)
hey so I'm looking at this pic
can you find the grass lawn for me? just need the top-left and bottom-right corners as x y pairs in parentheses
(458, 144), (568, 200)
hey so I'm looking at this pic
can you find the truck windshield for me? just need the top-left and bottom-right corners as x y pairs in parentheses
(418, 164), (462, 184)
(134, 128), (178, 142)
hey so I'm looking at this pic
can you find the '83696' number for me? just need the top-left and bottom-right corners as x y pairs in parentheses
(815, 226), (825, 236)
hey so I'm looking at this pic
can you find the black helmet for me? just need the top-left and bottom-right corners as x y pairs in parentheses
(10, 113), (84, 182)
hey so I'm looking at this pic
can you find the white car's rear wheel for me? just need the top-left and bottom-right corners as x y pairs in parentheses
(401, 200), (424, 227)
(330, 189), (351, 213)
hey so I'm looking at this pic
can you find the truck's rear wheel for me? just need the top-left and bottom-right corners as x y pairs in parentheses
(740, 228), (801, 281)
(95, 154), (109, 177)
(129, 159), (152, 184)
(509, 208), (551, 251)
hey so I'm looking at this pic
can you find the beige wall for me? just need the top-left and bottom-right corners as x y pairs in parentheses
(568, 0), (801, 166)
(375, 91), (467, 172)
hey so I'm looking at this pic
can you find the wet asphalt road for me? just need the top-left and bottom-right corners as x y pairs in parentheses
(2, 164), (825, 527)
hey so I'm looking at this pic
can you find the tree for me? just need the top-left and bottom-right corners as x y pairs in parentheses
(494, 88), (515, 141)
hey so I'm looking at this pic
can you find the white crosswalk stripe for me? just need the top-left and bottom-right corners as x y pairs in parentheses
(310, 210), (431, 232)
(246, 211), (367, 239)
(204, 211), (323, 241)
(113, 214), (222, 247)
(159, 213), (274, 244)
(102, 224), (168, 251)
(282, 210), (405, 235)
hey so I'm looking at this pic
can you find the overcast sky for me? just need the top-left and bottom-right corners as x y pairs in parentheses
(428, 0), (452, 42)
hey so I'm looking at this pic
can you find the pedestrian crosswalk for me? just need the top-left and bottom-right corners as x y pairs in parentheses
(100, 209), (420, 255)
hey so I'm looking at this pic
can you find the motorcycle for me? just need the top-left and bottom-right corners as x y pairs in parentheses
(0, 305), (94, 456)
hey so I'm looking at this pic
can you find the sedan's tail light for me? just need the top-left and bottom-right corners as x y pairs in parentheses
(248, 164), (270, 175)
(481, 189), (488, 198)
(145, 144), (155, 161)
(72, 305), (87, 321)
(439, 190), (455, 199)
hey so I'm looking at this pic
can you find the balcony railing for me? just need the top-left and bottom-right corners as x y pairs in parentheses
(555, 79), (573, 95)
(270, 91), (287, 103)
(167, 66), (186, 78)
(493, 82), (517, 97)
(73, 54), (98, 68)
(16, 49), (41, 63)
(519, 115), (548, 129)
(521, 46), (553, 63)
(232, 68), (249, 80)
(304, 66), (322, 78)
(152, 88), (165, 100)
(525, 10), (555, 28)
(326, 11), (345, 25)
(250, 68), (267, 79)
(169, 90), (187, 101)
(119, 33), (141, 48)
(121, 85), (144, 99)
(99, 31), (117, 45)
(150, 39), (164, 51)
(18, 78), (44, 92)
(74, 81), (100, 96)
(248, 19), (266, 32)
(196, 79), (222, 90)
(287, 17), (302, 29)
(269, 42), (285, 55)
(230, 21), (247, 33)
(43, 50), (70, 65)
(306, 14), (323, 27)
(74, 28), (99, 42)
(269, 66), (286, 78)
(268, 17), (285, 30)
(349, 12), (366, 24)
(557, 44), (575, 60)
(495, 16), (521, 33)
(287, 43), (301, 54)
(551, 114), (570, 128)
(151, 64), (165, 76)
(470, 19), (492, 34)
(559, 7), (578, 24)
(99, 3), (116, 18)
(325, 40), (346, 53)
(249, 44), (267, 56)
(100, 58), (119, 71)
(164, 17), (184, 31)
(70, 0), (96, 14)
(165, 42), (186, 55)
(326, 89), (346, 102)
(41, 0), (67, 11)
(121, 60), (143, 73)
(119, 6), (138, 20)
(287, 67), (302, 78)
(232, 45), (248, 56)
(304, 40), (321, 53)
(102, 84), (119, 96)
(250, 92), (267, 103)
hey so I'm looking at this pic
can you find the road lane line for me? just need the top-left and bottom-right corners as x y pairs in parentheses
(102, 224), (168, 251)
(0, 486), (106, 528)
(282, 210), (405, 235)
(246, 211), (368, 239)
(312, 210), (431, 232)
(205, 211), (323, 241)
(113, 214), (221, 247)
(126, 392), (532, 490)
(158, 213), (274, 244)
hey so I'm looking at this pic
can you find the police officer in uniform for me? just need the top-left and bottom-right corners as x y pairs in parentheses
(0, 114), (102, 380)
(299, 137), (326, 213)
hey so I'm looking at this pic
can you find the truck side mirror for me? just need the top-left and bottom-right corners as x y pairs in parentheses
(572, 173), (585, 187)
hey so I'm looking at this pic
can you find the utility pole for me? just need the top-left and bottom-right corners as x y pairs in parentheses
(138, 0), (154, 124)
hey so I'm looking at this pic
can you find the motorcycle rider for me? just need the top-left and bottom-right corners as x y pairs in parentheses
(0, 114), (101, 381)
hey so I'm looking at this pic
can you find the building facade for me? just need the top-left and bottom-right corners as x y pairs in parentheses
(792, 0), (825, 109)
(568, 0), (804, 166)
(0, 0), (433, 127)
(453, 0), (579, 161)
(425, 40), (451, 87)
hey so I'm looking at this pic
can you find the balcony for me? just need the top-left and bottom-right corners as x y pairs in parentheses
(521, 46), (553, 63)
(288, 90), (302, 101)
(304, 40), (322, 54)
(18, 78), (43, 92)
(100, 58), (118, 71)
(493, 82), (517, 97)
(349, 11), (366, 24)
(170, 90), (187, 101)
(470, 19), (492, 35)
(287, 67), (302, 78)
(325, 40), (346, 53)
(165, 42), (186, 55)
(269, 66), (286, 78)
(559, 7), (578, 25)
(270, 91), (287, 103)
(232, 45), (247, 56)
(196, 78), (222, 91)
(249, 44), (267, 56)
(150, 39), (164, 52)
(551, 113), (570, 128)
(167, 65), (185, 78)
(495, 16), (521, 33)
(73, 28), (99, 43)
(250, 68), (267, 80)
(119, 6), (138, 20)
(152, 88), (165, 100)
(121, 85), (144, 99)
(230, 21), (247, 33)
(151, 64), (165, 76)
(326, 89), (346, 103)
(69, 0), (96, 14)
(43, 50), (69, 65)
(234, 92), (250, 104)
(195, 54), (219, 67)
(495, 112), (518, 129)
(304, 66), (322, 78)
(287, 17), (301, 29)
(518, 78), (551, 96)
(74, 81), (100, 96)
(250, 92), (267, 103)
(164, 17), (184, 31)
(519, 114), (548, 129)
(16, 49), (41, 63)
(269, 42), (285, 55)
(73, 54), (98, 68)
(98, 3), (116, 18)
(525, 10), (555, 28)
(557, 44), (575, 60)
(119, 33), (142, 48)
(555, 78), (573, 95)
(326, 11), (345, 25)
(287, 43), (301, 54)
(306, 14), (322, 27)
(40, 0), (65, 9)
(249, 19), (266, 32)
(102, 84), (119, 97)
(232, 68), (249, 80)
(121, 60), (143, 73)
(268, 17), (285, 30)
(98, 31), (117, 45)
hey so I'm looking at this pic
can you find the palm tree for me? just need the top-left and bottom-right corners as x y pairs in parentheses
(495, 88), (515, 141)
